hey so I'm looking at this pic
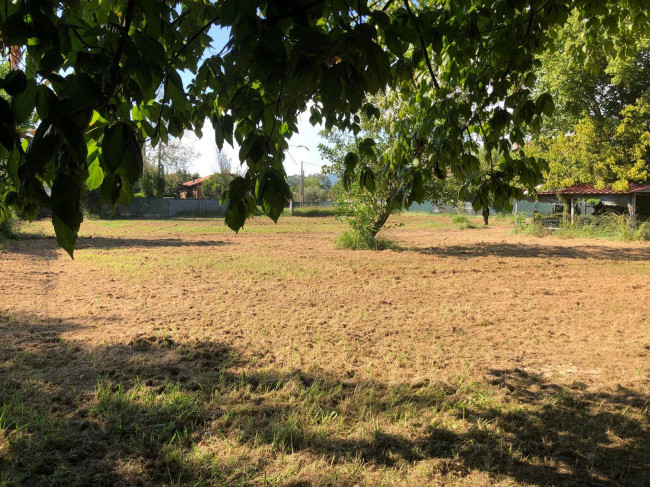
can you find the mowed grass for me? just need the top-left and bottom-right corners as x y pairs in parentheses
(1, 214), (649, 486)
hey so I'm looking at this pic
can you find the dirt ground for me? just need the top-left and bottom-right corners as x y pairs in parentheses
(1, 214), (649, 486)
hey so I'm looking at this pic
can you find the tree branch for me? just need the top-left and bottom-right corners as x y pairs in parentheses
(105, 0), (136, 99)
(464, 2), (540, 130)
(403, 0), (440, 90)
(173, 15), (220, 61)
(151, 73), (170, 140)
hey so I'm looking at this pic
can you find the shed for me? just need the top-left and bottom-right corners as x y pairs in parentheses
(536, 183), (650, 227)
(182, 176), (210, 199)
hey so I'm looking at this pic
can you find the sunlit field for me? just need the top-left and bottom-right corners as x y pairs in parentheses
(1, 214), (649, 486)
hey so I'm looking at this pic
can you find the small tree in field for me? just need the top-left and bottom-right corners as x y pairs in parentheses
(320, 95), (457, 247)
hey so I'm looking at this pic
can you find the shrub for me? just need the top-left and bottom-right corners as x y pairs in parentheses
(335, 229), (398, 250)
(0, 208), (16, 241)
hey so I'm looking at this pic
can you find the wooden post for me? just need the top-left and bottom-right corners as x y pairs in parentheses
(629, 193), (637, 230)
(562, 198), (568, 225)
(289, 198), (293, 216)
(300, 161), (304, 207)
(570, 198), (575, 224)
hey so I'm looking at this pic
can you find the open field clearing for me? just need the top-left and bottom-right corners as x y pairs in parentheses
(1, 214), (649, 486)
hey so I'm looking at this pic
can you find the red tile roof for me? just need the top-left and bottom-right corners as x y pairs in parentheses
(182, 176), (210, 187)
(538, 183), (650, 195)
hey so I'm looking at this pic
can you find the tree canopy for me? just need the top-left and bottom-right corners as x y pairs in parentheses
(528, 18), (650, 191)
(1, 0), (649, 255)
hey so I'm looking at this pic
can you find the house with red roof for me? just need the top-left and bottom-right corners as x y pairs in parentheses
(182, 176), (211, 199)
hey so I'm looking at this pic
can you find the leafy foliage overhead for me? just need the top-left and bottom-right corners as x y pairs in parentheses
(0, 0), (648, 255)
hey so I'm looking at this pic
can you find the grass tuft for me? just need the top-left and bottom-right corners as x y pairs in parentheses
(451, 214), (476, 229)
(335, 229), (398, 250)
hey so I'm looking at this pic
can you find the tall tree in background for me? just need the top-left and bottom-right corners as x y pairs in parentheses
(202, 151), (235, 199)
(1, 0), (649, 255)
(144, 137), (197, 175)
(529, 16), (650, 190)
(140, 136), (199, 197)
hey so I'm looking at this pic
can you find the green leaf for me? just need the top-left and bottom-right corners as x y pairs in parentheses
(100, 173), (120, 206)
(39, 49), (64, 73)
(86, 158), (104, 191)
(51, 174), (83, 258)
(536, 93), (555, 117)
(0, 100), (14, 151)
(1, 70), (27, 95)
(134, 32), (167, 68)
(11, 79), (37, 124)
(224, 200), (247, 232)
(343, 152), (358, 189)
(101, 123), (143, 183)
(36, 86), (58, 120)
(256, 168), (290, 223)
(27, 120), (63, 169)
(359, 167), (376, 192)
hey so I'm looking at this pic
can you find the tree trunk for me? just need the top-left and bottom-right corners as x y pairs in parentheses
(370, 204), (392, 238)
(482, 206), (489, 226)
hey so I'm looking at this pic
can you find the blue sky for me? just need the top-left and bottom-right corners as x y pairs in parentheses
(180, 26), (326, 177)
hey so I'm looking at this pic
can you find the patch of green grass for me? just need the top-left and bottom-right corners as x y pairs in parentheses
(335, 229), (399, 250)
(516, 213), (650, 241)
(556, 214), (650, 241)
(513, 215), (550, 237)
(76, 251), (322, 280)
(1, 344), (648, 486)
(286, 206), (337, 217)
(451, 214), (476, 229)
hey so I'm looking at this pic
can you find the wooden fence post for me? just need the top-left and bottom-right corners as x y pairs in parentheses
(629, 193), (637, 230)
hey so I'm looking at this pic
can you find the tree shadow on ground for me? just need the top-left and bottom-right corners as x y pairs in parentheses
(0, 312), (648, 486)
(2, 236), (230, 258)
(411, 242), (650, 262)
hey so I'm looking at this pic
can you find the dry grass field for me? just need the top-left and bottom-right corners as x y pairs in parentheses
(1, 213), (649, 486)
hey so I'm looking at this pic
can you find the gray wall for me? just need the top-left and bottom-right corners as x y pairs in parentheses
(118, 198), (226, 218)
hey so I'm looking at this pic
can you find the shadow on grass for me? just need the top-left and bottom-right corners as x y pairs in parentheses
(1, 312), (648, 485)
(412, 242), (650, 262)
(2, 236), (231, 258)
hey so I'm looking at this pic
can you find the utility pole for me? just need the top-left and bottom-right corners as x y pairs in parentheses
(300, 161), (304, 207)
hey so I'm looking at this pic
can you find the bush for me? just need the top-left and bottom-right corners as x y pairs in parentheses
(0, 208), (16, 241)
(335, 229), (398, 250)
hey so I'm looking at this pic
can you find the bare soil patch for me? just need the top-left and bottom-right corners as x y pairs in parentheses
(1, 214), (648, 486)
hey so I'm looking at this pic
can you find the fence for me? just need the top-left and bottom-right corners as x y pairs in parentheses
(117, 198), (226, 218)
(115, 198), (556, 219)
(403, 200), (555, 215)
